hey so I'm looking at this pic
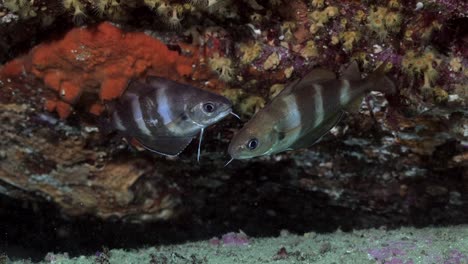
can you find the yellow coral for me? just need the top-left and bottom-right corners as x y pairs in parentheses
(166, 6), (184, 29)
(221, 89), (245, 105)
(143, 0), (161, 8)
(300, 40), (318, 58)
(156, 2), (170, 16)
(388, 0), (400, 9)
(5, 0), (38, 18)
(384, 11), (402, 32)
(367, 6), (387, 39)
(433, 86), (449, 104)
(94, 0), (128, 21)
(63, 0), (87, 24)
(93, 0), (107, 16)
(351, 52), (371, 68)
(183, 3), (193, 11)
(354, 10), (366, 23)
(263, 52), (280, 70)
(239, 42), (262, 65)
(250, 13), (263, 22)
(311, 0), (324, 8)
(340, 18), (348, 28)
(209, 53), (235, 82)
(324, 6), (339, 17)
(308, 6), (339, 33)
(239, 96), (266, 116)
(269, 84), (285, 99)
(404, 29), (414, 41)
(281, 21), (296, 41)
(309, 6), (339, 34)
(309, 23), (321, 34)
(330, 35), (340, 45)
(449, 57), (463, 72)
(402, 50), (441, 88)
(340, 31), (360, 51)
(367, 6), (403, 38)
(284, 66), (294, 78)
(309, 10), (329, 26)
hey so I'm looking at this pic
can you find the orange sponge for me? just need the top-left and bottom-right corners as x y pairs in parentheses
(1, 22), (208, 119)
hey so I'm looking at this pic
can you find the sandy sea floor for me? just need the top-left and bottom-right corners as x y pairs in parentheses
(8, 225), (468, 264)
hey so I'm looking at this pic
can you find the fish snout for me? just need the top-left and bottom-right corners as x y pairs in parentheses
(227, 141), (240, 159)
(216, 98), (233, 118)
(223, 97), (233, 109)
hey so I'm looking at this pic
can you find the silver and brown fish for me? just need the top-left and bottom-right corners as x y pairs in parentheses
(228, 61), (396, 160)
(108, 76), (232, 158)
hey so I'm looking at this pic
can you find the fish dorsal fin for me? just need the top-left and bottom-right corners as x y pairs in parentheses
(133, 135), (194, 157)
(341, 61), (361, 81)
(277, 68), (336, 97)
(301, 68), (337, 83)
(275, 78), (300, 97)
(287, 68), (336, 95)
(120, 79), (155, 104)
(143, 76), (183, 95)
(289, 111), (344, 150)
(145, 76), (170, 86)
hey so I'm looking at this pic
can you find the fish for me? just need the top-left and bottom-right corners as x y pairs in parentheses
(107, 76), (233, 159)
(228, 61), (396, 160)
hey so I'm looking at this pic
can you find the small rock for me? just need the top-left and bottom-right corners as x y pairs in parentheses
(319, 242), (332, 254)
(425, 185), (448, 196)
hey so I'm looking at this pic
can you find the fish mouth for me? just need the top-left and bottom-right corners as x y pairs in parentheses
(227, 143), (246, 160)
(217, 106), (234, 120)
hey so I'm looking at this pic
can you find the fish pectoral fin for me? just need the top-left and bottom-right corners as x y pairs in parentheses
(289, 111), (344, 150)
(275, 78), (300, 97)
(146, 76), (169, 85)
(284, 68), (337, 95)
(278, 68), (337, 98)
(133, 136), (194, 157)
(145, 76), (178, 91)
(122, 79), (153, 100)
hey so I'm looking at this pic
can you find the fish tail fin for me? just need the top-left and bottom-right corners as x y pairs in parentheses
(366, 61), (396, 95)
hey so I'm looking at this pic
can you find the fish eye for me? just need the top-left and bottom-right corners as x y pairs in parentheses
(247, 138), (258, 150)
(203, 102), (215, 113)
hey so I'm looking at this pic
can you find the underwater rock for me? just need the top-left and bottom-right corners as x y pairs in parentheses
(0, 0), (466, 227)
(0, 103), (182, 220)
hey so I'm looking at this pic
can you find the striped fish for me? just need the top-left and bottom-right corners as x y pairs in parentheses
(108, 76), (232, 158)
(228, 61), (395, 160)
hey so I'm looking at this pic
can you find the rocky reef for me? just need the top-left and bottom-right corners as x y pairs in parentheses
(0, 0), (467, 259)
